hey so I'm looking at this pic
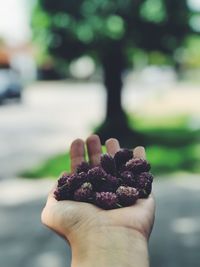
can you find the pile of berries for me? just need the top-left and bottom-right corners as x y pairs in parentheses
(54, 149), (153, 210)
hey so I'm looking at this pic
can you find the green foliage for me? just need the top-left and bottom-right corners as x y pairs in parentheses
(32, 0), (194, 66)
(32, 4), (50, 63)
(140, 0), (167, 23)
(182, 35), (200, 68)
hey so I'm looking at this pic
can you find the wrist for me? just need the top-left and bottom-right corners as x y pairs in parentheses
(70, 226), (149, 267)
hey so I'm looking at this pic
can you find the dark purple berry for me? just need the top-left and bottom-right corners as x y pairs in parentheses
(74, 182), (94, 202)
(71, 172), (88, 190)
(88, 166), (107, 191)
(95, 192), (118, 209)
(116, 186), (139, 206)
(145, 172), (154, 183)
(54, 188), (62, 200)
(54, 179), (74, 201)
(106, 174), (119, 187)
(97, 174), (120, 192)
(57, 172), (70, 187)
(114, 149), (133, 170)
(125, 158), (151, 174)
(88, 166), (107, 189)
(120, 171), (136, 187)
(100, 154), (116, 176)
(88, 166), (106, 179)
(76, 161), (90, 174)
(137, 172), (153, 198)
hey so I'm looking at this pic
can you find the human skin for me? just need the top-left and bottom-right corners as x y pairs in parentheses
(41, 135), (155, 267)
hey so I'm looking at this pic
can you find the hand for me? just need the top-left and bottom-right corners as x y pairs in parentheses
(41, 135), (155, 267)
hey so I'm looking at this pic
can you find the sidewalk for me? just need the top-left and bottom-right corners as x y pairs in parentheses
(0, 175), (200, 267)
(150, 175), (200, 267)
(0, 179), (70, 267)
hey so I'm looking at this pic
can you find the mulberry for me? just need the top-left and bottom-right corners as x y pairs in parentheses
(57, 172), (70, 187)
(95, 192), (118, 209)
(137, 172), (153, 198)
(100, 154), (116, 176)
(71, 172), (88, 190)
(97, 174), (120, 192)
(120, 171), (136, 187)
(125, 158), (151, 174)
(116, 186), (139, 206)
(76, 161), (90, 174)
(114, 149), (133, 170)
(74, 182), (94, 202)
(54, 180), (73, 201)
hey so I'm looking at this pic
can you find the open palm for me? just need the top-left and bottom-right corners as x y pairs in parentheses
(41, 135), (155, 243)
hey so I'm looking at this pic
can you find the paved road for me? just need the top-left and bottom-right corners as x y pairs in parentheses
(150, 176), (200, 267)
(0, 176), (200, 267)
(0, 82), (105, 179)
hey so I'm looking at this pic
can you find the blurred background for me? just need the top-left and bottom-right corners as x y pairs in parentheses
(0, 0), (200, 266)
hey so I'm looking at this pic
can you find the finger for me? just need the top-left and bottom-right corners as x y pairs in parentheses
(86, 135), (102, 166)
(70, 139), (85, 173)
(133, 146), (146, 159)
(105, 138), (120, 156)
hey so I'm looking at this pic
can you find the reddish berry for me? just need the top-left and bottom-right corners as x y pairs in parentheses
(116, 186), (139, 206)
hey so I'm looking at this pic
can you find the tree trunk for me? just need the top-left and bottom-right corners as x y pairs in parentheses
(96, 43), (143, 147)
(103, 43), (125, 123)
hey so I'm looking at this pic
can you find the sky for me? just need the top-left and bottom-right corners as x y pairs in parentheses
(0, 0), (32, 46)
(0, 0), (199, 46)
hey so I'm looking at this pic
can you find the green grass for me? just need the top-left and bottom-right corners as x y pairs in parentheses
(129, 114), (200, 147)
(21, 146), (107, 179)
(147, 145), (200, 174)
(20, 115), (200, 179)
(129, 114), (189, 130)
(21, 153), (70, 179)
